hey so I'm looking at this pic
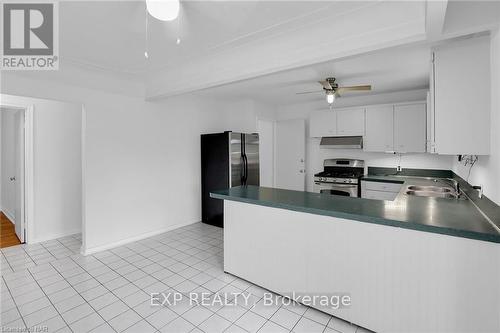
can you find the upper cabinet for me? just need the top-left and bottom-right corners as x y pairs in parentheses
(430, 36), (490, 155)
(309, 111), (336, 138)
(394, 104), (426, 153)
(364, 103), (426, 153)
(364, 105), (394, 152)
(309, 108), (364, 137)
(337, 108), (365, 136)
(310, 102), (427, 153)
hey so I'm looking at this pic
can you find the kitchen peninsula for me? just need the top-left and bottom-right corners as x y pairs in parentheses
(211, 179), (500, 333)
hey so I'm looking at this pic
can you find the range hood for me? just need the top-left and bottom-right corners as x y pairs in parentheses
(320, 136), (363, 149)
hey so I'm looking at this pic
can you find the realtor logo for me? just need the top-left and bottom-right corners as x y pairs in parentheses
(1, 2), (59, 70)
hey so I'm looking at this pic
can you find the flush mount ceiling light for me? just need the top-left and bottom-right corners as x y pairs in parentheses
(146, 0), (180, 21)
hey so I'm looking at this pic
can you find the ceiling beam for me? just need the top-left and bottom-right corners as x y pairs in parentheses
(146, 1), (427, 100)
(425, 0), (449, 40)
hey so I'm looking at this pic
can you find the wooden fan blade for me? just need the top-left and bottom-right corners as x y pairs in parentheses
(318, 80), (333, 90)
(337, 85), (372, 93)
(296, 91), (323, 95)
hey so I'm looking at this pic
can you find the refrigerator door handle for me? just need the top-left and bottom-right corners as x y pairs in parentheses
(241, 133), (247, 186)
(243, 154), (248, 185)
(240, 154), (245, 185)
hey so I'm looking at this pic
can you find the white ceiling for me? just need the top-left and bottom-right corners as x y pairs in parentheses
(52, 1), (497, 101)
(193, 43), (431, 105)
(59, 1), (342, 76)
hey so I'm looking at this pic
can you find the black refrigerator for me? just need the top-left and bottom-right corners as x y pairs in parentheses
(201, 131), (260, 227)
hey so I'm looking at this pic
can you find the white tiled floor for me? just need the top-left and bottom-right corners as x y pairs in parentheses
(1, 223), (371, 333)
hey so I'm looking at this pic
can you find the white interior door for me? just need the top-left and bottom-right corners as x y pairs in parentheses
(275, 119), (305, 191)
(14, 111), (25, 243)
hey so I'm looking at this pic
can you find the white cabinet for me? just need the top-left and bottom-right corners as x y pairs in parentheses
(337, 108), (365, 136)
(365, 103), (426, 153)
(364, 105), (394, 152)
(394, 103), (426, 153)
(426, 91), (435, 153)
(309, 112), (336, 137)
(361, 180), (402, 201)
(309, 108), (364, 137)
(430, 36), (490, 155)
(362, 189), (399, 201)
(310, 102), (426, 154)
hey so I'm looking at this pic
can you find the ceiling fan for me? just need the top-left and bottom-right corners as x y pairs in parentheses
(296, 77), (371, 106)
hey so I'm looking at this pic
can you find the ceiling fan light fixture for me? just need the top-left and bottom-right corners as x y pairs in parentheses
(147, 0), (180, 21)
(326, 91), (335, 104)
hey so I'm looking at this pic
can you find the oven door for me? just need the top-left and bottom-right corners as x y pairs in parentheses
(314, 182), (358, 197)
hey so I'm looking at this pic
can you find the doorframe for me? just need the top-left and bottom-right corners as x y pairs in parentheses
(1, 102), (34, 244)
(81, 105), (86, 254)
(256, 117), (276, 187)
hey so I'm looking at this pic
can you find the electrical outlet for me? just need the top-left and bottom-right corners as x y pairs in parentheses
(397, 165), (402, 172)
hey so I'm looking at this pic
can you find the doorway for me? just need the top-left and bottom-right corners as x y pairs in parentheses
(0, 106), (27, 247)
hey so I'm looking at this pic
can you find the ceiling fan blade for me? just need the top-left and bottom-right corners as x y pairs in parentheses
(337, 85), (372, 93)
(318, 80), (332, 90)
(296, 91), (323, 95)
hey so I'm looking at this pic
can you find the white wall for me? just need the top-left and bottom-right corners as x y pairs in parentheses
(0, 109), (2, 213)
(274, 90), (454, 191)
(1, 94), (83, 243)
(257, 119), (275, 187)
(452, 30), (500, 205)
(306, 145), (452, 192)
(1, 108), (19, 222)
(1, 72), (273, 253)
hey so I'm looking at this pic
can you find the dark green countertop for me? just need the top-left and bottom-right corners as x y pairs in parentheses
(211, 184), (500, 244)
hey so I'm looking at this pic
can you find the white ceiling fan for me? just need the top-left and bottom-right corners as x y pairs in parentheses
(296, 77), (371, 106)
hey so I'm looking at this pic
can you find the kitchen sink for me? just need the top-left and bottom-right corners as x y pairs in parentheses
(405, 183), (464, 199)
(405, 190), (458, 199)
(406, 185), (453, 193)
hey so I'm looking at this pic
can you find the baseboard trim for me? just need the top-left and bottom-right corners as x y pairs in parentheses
(81, 220), (199, 256)
(28, 228), (82, 244)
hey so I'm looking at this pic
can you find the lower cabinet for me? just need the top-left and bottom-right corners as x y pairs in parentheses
(361, 180), (403, 201)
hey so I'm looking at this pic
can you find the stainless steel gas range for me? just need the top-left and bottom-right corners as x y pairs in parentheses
(313, 159), (365, 197)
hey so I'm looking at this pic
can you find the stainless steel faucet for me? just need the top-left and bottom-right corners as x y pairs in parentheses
(434, 178), (460, 195)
